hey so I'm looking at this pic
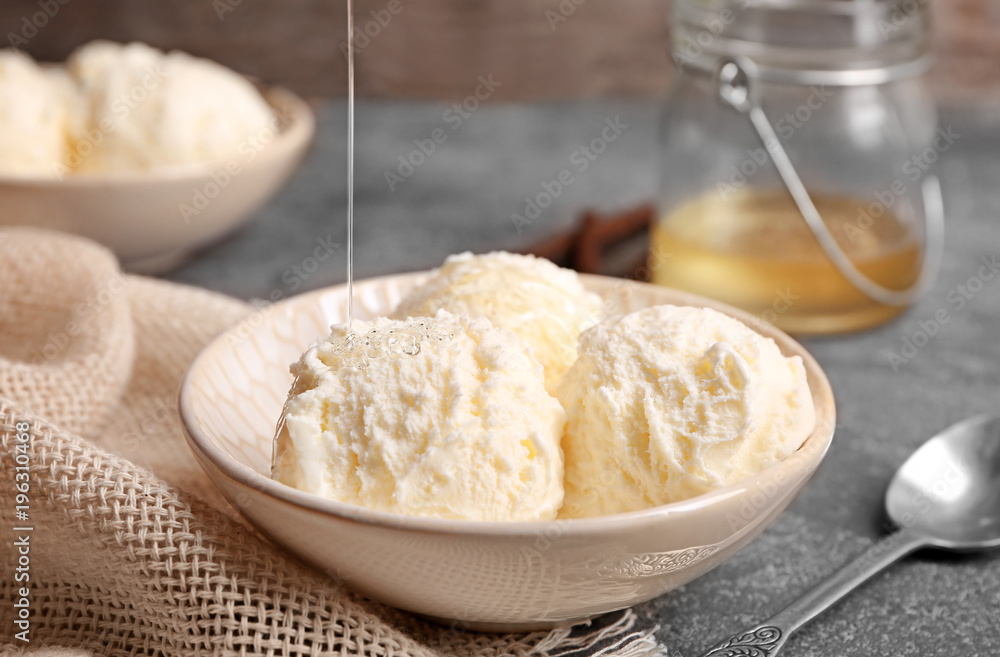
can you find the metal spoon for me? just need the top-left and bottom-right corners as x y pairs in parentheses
(698, 414), (1000, 656)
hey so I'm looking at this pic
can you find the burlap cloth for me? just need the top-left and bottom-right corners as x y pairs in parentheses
(0, 228), (660, 657)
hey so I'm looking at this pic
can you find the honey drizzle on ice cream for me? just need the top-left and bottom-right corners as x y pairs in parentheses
(346, 0), (356, 327)
(331, 1), (453, 366)
(273, 1), (448, 461)
(274, 0), (357, 460)
(326, 322), (454, 370)
(271, 322), (453, 470)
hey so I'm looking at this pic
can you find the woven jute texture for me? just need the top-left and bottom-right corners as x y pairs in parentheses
(0, 228), (659, 657)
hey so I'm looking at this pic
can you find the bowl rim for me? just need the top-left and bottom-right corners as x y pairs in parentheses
(0, 85), (314, 187)
(180, 272), (836, 539)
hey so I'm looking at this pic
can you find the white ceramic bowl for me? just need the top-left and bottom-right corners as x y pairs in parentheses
(0, 87), (314, 273)
(180, 273), (836, 631)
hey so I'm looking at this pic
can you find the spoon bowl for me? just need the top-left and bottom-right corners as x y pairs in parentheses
(886, 414), (1000, 550)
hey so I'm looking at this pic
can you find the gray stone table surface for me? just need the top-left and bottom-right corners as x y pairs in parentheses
(167, 99), (1000, 656)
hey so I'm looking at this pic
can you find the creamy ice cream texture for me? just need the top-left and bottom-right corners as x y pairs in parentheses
(272, 311), (565, 522)
(0, 50), (75, 176)
(558, 304), (815, 518)
(66, 41), (275, 172)
(273, 255), (815, 521)
(393, 252), (601, 393)
(0, 41), (274, 176)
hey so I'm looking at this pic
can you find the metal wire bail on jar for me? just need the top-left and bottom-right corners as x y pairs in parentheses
(714, 55), (943, 307)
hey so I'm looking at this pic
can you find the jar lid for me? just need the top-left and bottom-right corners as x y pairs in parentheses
(672, 0), (932, 85)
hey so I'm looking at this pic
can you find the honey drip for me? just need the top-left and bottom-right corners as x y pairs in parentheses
(322, 323), (454, 370)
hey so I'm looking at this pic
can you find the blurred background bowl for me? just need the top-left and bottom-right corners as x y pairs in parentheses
(179, 273), (836, 631)
(0, 86), (314, 273)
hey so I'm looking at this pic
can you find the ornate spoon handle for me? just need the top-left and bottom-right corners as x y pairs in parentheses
(697, 530), (925, 657)
(699, 625), (787, 656)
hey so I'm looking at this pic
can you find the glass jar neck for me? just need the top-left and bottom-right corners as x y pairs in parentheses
(672, 0), (932, 86)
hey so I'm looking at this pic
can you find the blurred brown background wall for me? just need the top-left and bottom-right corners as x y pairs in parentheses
(2, 0), (997, 103)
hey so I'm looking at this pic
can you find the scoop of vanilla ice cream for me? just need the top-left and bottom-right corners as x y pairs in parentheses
(558, 305), (815, 518)
(0, 50), (76, 176)
(272, 311), (565, 521)
(66, 41), (274, 172)
(393, 252), (602, 393)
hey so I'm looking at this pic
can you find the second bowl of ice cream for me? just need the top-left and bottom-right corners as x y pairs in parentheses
(0, 42), (315, 272)
(180, 265), (835, 631)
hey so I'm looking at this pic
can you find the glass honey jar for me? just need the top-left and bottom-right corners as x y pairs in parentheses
(654, 0), (944, 334)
